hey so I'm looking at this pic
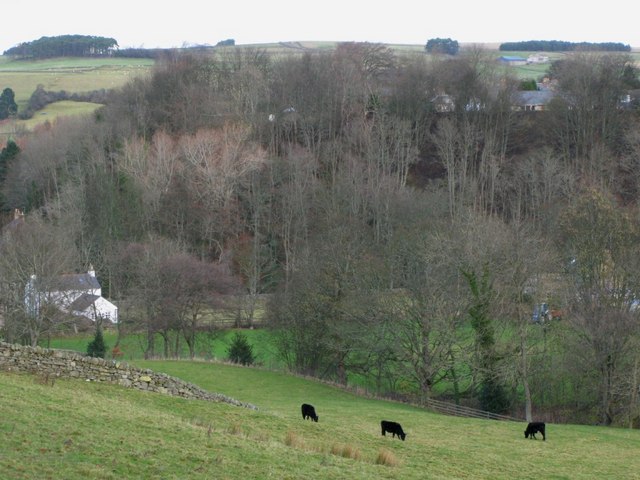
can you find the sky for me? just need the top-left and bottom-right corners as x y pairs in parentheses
(2, 0), (639, 53)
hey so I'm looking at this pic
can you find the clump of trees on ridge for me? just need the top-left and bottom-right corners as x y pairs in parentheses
(4, 35), (119, 58)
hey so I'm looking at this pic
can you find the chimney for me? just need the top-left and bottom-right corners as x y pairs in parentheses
(14, 208), (23, 220)
(88, 264), (96, 277)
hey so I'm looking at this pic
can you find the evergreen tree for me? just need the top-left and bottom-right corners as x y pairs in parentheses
(0, 139), (20, 211)
(87, 324), (107, 358)
(0, 88), (18, 119)
(462, 266), (511, 413)
(227, 332), (255, 365)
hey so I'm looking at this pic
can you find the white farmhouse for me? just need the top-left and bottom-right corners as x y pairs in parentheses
(25, 266), (118, 325)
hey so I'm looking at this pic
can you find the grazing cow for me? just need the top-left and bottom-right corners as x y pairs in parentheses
(381, 420), (406, 441)
(524, 421), (546, 441)
(301, 403), (318, 422)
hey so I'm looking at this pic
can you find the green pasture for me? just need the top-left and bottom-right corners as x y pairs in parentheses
(44, 328), (281, 367)
(0, 100), (102, 136)
(0, 56), (152, 136)
(2, 360), (640, 479)
(0, 57), (153, 106)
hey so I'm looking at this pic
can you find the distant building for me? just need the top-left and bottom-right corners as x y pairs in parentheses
(512, 90), (556, 111)
(498, 55), (527, 66)
(527, 54), (550, 64)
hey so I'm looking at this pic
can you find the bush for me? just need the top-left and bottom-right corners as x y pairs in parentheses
(478, 378), (511, 414)
(227, 332), (255, 365)
(87, 325), (107, 358)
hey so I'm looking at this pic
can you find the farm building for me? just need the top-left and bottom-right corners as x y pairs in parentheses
(527, 53), (550, 64)
(25, 266), (118, 325)
(512, 90), (556, 111)
(498, 55), (527, 66)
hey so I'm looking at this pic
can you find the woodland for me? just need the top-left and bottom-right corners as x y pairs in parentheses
(1, 44), (640, 426)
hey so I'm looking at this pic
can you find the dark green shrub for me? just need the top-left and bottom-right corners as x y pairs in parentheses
(478, 378), (511, 414)
(227, 332), (255, 365)
(87, 325), (107, 358)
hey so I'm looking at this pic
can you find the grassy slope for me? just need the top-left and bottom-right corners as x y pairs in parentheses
(2, 361), (639, 479)
(0, 57), (153, 137)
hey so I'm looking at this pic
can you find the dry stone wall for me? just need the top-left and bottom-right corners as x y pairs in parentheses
(0, 342), (257, 410)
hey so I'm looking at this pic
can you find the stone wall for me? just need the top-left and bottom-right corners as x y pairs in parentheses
(0, 342), (257, 410)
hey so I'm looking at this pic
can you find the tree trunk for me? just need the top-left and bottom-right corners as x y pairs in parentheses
(629, 356), (639, 429)
(449, 350), (461, 406)
(144, 327), (155, 359)
(521, 331), (533, 422)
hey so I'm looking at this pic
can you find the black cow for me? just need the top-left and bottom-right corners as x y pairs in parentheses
(524, 421), (546, 441)
(301, 403), (318, 422)
(381, 420), (406, 441)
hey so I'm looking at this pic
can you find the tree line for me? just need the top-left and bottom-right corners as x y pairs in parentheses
(1, 45), (640, 426)
(499, 40), (631, 52)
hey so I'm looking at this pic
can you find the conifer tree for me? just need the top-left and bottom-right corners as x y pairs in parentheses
(227, 332), (255, 365)
(87, 324), (107, 358)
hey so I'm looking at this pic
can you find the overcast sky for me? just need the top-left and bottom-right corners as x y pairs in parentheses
(3, 0), (638, 53)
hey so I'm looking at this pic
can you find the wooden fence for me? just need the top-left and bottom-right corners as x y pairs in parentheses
(423, 396), (522, 422)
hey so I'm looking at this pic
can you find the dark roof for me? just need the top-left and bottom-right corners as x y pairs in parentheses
(68, 293), (100, 312)
(53, 273), (101, 292)
(513, 90), (556, 106)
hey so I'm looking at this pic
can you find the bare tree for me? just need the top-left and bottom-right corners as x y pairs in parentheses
(110, 238), (180, 358)
(0, 212), (78, 345)
(549, 52), (632, 172)
(387, 248), (465, 402)
(179, 125), (267, 259)
(493, 219), (560, 421)
(160, 253), (238, 358)
(557, 187), (640, 424)
(119, 131), (180, 231)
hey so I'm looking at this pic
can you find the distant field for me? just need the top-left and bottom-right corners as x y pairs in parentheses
(0, 57), (153, 106)
(2, 360), (640, 479)
(0, 57), (153, 137)
(0, 100), (102, 137)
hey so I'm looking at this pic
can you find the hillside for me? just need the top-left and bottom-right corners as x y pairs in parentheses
(2, 363), (640, 479)
(3, 42), (640, 434)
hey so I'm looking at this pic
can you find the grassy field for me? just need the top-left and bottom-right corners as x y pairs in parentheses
(0, 57), (153, 106)
(44, 328), (281, 367)
(0, 56), (153, 137)
(2, 360), (640, 479)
